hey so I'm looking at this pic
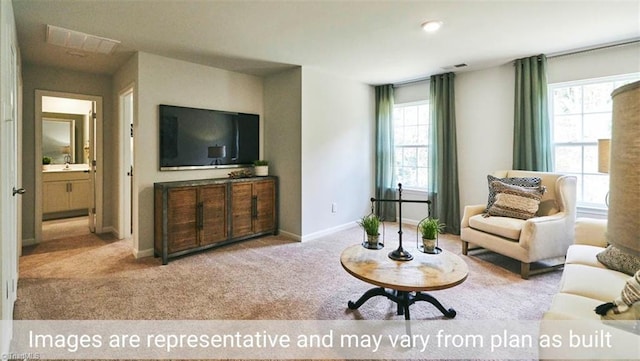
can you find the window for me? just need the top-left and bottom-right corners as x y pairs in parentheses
(393, 101), (430, 189)
(549, 73), (639, 208)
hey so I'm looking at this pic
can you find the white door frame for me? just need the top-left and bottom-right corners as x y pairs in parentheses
(34, 90), (104, 243)
(118, 84), (135, 242)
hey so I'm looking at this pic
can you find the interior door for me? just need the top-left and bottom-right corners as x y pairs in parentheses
(87, 103), (96, 232)
(1, 42), (20, 353)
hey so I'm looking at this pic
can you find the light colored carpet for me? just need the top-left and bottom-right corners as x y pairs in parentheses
(16, 223), (562, 321)
(42, 216), (91, 242)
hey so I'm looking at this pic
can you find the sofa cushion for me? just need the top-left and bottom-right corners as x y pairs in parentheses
(486, 181), (546, 220)
(485, 175), (542, 212)
(596, 245), (640, 276)
(468, 214), (524, 240)
(545, 293), (603, 321)
(565, 245), (608, 269)
(559, 264), (629, 302)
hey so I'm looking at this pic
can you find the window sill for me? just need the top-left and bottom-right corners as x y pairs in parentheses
(576, 205), (607, 219)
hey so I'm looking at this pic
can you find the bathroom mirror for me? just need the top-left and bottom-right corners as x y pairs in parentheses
(42, 118), (75, 164)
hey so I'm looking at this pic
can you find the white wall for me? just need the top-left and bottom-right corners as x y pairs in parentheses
(136, 52), (264, 255)
(456, 64), (515, 210)
(300, 68), (375, 239)
(264, 67), (302, 237)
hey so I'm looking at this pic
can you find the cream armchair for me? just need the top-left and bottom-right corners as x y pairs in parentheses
(460, 170), (577, 279)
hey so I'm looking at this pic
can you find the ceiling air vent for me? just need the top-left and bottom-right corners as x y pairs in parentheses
(441, 63), (468, 71)
(46, 25), (120, 55)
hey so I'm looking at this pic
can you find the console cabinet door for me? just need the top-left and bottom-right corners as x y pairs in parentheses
(231, 179), (276, 237)
(166, 187), (199, 253)
(199, 184), (227, 246)
(231, 183), (253, 238)
(253, 180), (276, 234)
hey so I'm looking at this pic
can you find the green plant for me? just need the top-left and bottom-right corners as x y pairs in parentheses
(42, 156), (51, 165)
(254, 160), (269, 166)
(418, 218), (445, 239)
(357, 214), (381, 236)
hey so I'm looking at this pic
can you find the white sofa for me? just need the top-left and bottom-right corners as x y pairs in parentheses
(541, 218), (639, 360)
(542, 218), (628, 320)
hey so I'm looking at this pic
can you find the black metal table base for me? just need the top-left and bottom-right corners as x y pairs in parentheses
(347, 287), (457, 320)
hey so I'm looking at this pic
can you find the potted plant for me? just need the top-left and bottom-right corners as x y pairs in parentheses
(357, 214), (381, 247)
(418, 218), (445, 252)
(253, 160), (269, 176)
(42, 156), (51, 170)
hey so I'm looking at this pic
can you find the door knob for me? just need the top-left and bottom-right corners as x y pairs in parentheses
(12, 187), (26, 196)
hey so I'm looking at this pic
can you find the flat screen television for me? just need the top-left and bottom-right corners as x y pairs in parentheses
(159, 104), (259, 170)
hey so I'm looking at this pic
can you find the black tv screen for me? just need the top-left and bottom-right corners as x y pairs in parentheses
(159, 104), (259, 170)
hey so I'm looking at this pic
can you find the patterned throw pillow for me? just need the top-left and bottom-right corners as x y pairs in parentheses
(485, 175), (542, 212)
(597, 245), (640, 276)
(486, 181), (546, 220)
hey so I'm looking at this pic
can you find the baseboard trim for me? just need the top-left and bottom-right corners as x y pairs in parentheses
(300, 222), (357, 242)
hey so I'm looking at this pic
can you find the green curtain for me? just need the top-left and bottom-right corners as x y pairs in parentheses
(375, 85), (396, 221)
(430, 73), (460, 235)
(513, 54), (552, 171)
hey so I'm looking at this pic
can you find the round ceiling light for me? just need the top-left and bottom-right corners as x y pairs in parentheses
(421, 20), (443, 33)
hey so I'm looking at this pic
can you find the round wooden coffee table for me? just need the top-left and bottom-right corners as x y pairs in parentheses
(340, 244), (468, 320)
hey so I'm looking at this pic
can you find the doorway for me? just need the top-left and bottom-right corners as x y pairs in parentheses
(34, 90), (103, 243)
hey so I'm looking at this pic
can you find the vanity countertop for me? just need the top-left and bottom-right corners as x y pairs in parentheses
(42, 165), (90, 173)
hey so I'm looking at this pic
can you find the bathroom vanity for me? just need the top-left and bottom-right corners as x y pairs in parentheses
(42, 167), (91, 219)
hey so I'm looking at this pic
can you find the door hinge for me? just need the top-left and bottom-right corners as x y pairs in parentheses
(130, 123), (134, 138)
(92, 208), (96, 214)
(92, 112), (97, 119)
(92, 160), (97, 167)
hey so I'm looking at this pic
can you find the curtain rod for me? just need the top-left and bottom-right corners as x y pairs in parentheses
(547, 38), (640, 59)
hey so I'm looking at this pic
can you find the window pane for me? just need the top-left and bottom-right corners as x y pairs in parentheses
(550, 74), (639, 207)
(553, 86), (582, 115)
(418, 105), (429, 125)
(553, 115), (582, 142)
(417, 125), (428, 144)
(555, 146), (582, 173)
(416, 167), (428, 189)
(394, 125), (404, 145)
(583, 113), (611, 141)
(402, 147), (417, 167)
(394, 148), (403, 167)
(583, 145), (598, 173)
(404, 106), (418, 126)
(392, 102), (430, 189)
(583, 83), (613, 113)
(397, 166), (417, 186)
(583, 174), (609, 205)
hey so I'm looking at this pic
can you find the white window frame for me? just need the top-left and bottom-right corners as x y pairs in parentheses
(549, 73), (640, 213)
(392, 100), (430, 192)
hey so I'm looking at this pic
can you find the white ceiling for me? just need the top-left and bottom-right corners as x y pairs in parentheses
(12, 0), (640, 85)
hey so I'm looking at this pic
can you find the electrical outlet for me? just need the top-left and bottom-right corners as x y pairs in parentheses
(331, 203), (337, 213)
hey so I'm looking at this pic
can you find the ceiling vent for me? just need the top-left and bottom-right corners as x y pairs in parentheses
(441, 63), (468, 71)
(46, 25), (120, 55)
